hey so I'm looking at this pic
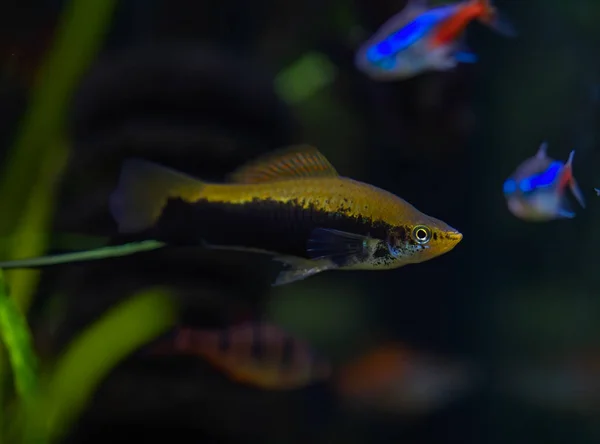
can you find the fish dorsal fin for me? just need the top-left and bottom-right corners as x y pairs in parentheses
(535, 141), (548, 159)
(226, 145), (339, 184)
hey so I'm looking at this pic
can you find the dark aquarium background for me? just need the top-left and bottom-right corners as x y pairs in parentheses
(0, 0), (599, 443)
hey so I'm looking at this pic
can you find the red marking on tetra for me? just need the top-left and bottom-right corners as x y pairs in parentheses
(558, 163), (572, 192)
(430, 0), (491, 47)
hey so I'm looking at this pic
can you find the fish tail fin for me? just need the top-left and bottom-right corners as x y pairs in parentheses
(474, 0), (517, 37)
(110, 159), (207, 234)
(560, 150), (586, 209)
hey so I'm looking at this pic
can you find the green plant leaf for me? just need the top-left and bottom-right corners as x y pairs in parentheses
(0, 270), (38, 401)
(23, 288), (176, 444)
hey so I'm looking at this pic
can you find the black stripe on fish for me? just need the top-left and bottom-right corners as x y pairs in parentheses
(148, 197), (402, 264)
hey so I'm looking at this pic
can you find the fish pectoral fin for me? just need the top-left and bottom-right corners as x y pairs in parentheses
(226, 145), (338, 184)
(110, 158), (206, 234)
(306, 228), (370, 263)
(272, 256), (334, 286)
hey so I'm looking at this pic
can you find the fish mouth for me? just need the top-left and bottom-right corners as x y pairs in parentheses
(441, 231), (463, 252)
(448, 231), (463, 243)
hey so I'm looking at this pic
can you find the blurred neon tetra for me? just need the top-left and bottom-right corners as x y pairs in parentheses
(152, 323), (331, 390)
(502, 142), (586, 221)
(354, 0), (515, 81)
(110, 145), (462, 286)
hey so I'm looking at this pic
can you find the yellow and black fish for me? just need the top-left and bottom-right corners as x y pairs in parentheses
(108, 144), (462, 285)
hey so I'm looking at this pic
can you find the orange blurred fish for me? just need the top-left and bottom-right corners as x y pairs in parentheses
(153, 322), (332, 390)
(335, 344), (475, 414)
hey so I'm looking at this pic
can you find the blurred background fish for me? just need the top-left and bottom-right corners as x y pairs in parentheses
(354, 0), (515, 81)
(152, 326), (477, 416)
(501, 350), (600, 417)
(150, 322), (332, 390)
(334, 342), (477, 416)
(502, 143), (586, 221)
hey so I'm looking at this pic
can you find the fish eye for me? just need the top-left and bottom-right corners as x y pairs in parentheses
(411, 225), (431, 244)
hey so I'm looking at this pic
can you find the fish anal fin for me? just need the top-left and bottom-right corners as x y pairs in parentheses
(556, 191), (578, 219)
(306, 228), (370, 264)
(110, 158), (206, 234)
(226, 145), (338, 184)
(272, 255), (334, 286)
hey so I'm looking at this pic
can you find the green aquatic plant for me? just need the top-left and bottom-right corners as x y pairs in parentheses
(0, 0), (154, 442)
(0, 270), (38, 407)
(0, 285), (176, 444)
(0, 0), (118, 314)
(20, 288), (176, 444)
(0, 0), (118, 414)
(0, 240), (167, 269)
